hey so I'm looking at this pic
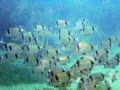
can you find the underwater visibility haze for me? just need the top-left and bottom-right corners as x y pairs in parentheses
(0, 0), (120, 90)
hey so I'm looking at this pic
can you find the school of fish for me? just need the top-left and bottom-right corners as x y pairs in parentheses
(0, 18), (120, 90)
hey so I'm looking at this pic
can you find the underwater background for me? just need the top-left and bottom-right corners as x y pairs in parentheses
(0, 0), (120, 90)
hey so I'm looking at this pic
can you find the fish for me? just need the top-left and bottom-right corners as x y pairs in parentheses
(34, 38), (45, 48)
(72, 58), (94, 73)
(41, 56), (56, 68)
(12, 33), (23, 41)
(105, 70), (118, 83)
(104, 80), (112, 90)
(78, 75), (89, 90)
(114, 52), (120, 61)
(49, 72), (70, 87)
(104, 58), (119, 68)
(44, 43), (53, 50)
(24, 56), (39, 67)
(97, 56), (108, 65)
(81, 55), (96, 62)
(56, 20), (68, 28)
(32, 66), (47, 78)
(56, 34), (77, 45)
(56, 55), (70, 65)
(35, 25), (44, 31)
(74, 18), (85, 31)
(6, 27), (23, 37)
(46, 48), (58, 57)
(3, 43), (23, 54)
(82, 25), (95, 36)
(0, 53), (18, 61)
(68, 68), (82, 79)
(22, 32), (36, 45)
(62, 44), (75, 53)
(42, 56), (55, 62)
(79, 58), (94, 71)
(80, 82), (97, 90)
(88, 73), (104, 84)
(100, 41), (111, 49)
(40, 27), (51, 37)
(57, 35), (71, 45)
(17, 53), (27, 59)
(38, 59), (52, 70)
(34, 27), (51, 38)
(87, 82), (97, 90)
(57, 28), (70, 36)
(9, 44), (23, 54)
(68, 35), (77, 45)
(34, 26), (51, 37)
(48, 68), (65, 79)
(3, 42), (17, 51)
(79, 74), (102, 90)
(80, 75), (88, 84)
(22, 35), (32, 44)
(75, 42), (94, 54)
(25, 44), (40, 56)
(94, 49), (109, 58)
(108, 36), (118, 45)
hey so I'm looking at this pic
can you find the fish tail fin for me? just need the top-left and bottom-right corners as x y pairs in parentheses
(0, 37), (5, 44)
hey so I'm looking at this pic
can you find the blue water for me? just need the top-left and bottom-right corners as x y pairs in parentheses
(0, 0), (120, 89)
